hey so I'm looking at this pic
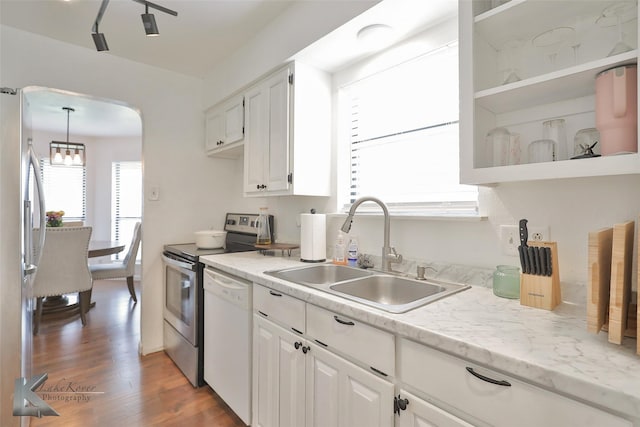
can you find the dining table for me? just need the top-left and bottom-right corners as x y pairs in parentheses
(42, 240), (125, 316)
(89, 240), (125, 258)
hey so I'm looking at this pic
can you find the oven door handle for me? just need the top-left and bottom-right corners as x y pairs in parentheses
(162, 253), (196, 271)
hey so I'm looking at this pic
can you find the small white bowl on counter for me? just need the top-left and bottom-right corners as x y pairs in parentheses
(194, 230), (226, 249)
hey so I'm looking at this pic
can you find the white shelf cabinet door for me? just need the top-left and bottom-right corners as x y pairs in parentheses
(459, 0), (640, 185)
(252, 315), (305, 427)
(243, 66), (291, 195)
(244, 82), (270, 195)
(305, 342), (394, 427)
(265, 66), (292, 193)
(396, 389), (474, 427)
(205, 109), (224, 153)
(223, 95), (244, 145)
(205, 94), (245, 158)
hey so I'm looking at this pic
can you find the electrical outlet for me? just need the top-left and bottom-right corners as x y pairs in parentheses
(529, 226), (550, 242)
(500, 224), (550, 256)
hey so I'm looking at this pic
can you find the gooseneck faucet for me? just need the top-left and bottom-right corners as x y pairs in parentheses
(340, 196), (403, 272)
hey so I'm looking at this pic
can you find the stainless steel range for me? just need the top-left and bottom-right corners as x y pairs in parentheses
(162, 212), (273, 387)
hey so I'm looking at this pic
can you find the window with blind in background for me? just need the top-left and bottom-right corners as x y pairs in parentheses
(111, 161), (142, 261)
(343, 42), (478, 215)
(40, 159), (86, 221)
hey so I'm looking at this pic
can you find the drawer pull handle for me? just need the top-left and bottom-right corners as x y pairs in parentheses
(258, 310), (268, 317)
(269, 290), (283, 297)
(314, 339), (328, 347)
(291, 327), (303, 335)
(465, 367), (511, 387)
(370, 366), (388, 377)
(333, 315), (355, 326)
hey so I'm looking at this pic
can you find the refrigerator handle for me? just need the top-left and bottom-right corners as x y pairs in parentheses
(28, 140), (46, 267)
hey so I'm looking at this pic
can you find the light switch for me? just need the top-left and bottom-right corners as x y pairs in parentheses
(149, 186), (160, 201)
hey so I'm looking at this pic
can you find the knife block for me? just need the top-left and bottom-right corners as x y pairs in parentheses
(520, 241), (561, 311)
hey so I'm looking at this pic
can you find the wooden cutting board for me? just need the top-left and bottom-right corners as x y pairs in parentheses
(608, 220), (634, 345)
(587, 227), (613, 334)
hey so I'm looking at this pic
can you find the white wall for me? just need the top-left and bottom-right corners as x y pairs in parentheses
(0, 25), (237, 355)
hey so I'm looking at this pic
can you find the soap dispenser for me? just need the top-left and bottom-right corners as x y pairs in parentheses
(333, 231), (347, 265)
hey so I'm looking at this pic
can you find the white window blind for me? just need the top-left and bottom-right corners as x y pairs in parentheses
(344, 42), (478, 215)
(111, 161), (142, 261)
(40, 159), (86, 221)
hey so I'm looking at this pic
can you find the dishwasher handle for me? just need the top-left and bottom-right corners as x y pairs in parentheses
(204, 268), (250, 309)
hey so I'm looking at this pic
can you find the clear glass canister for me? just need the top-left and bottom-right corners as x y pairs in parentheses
(492, 265), (520, 299)
(256, 207), (272, 245)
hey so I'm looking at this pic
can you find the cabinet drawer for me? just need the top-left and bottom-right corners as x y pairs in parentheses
(399, 338), (631, 427)
(253, 284), (305, 333)
(306, 304), (394, 377)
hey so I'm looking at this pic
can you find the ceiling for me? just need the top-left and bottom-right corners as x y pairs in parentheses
(2, 0), (457, 138)
(1, 0), (294, 78)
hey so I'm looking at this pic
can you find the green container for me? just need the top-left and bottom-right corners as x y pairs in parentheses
(492, 265), (520, 299)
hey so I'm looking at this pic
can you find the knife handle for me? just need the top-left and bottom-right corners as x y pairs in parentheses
(519, 219), (529, 247)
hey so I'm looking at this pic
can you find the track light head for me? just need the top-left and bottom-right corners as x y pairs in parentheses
(141, 6), (159, 36)
(92, 0), (110, 51)
(92, 32), (109, 51)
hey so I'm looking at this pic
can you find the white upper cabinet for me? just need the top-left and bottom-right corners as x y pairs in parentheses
(243, 61), (332, 197)
(205, 94), (244, 158)
(459, 0), (640, 185)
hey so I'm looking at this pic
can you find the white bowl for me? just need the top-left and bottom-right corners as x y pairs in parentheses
(194, 230), (227, 249)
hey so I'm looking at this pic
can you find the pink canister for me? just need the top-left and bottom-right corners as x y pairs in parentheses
(595, 64), (637, 155)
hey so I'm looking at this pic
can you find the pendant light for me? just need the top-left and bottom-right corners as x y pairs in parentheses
(50, 107), (86, 167)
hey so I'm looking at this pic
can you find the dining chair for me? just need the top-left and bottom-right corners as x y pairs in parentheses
(32, 226), (93, 335)
(89, 222), (142, 302)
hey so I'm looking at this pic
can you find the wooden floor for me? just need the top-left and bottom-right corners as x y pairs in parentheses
(31, 279), (247, 427)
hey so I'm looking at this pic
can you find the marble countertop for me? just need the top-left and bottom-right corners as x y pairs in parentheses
(200, 252), (640, 421)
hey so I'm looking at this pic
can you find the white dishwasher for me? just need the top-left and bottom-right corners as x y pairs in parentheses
(203, 266), (252, 425)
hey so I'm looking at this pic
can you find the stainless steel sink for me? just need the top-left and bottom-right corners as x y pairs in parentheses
(265, 264), (469, 313)
(331, 276), (445, 305)
(265, 264), (373, 286)
(330, 275), (468, 313)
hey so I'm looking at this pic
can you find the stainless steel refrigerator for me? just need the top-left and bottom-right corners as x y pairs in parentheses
(1, 86), (46, 426)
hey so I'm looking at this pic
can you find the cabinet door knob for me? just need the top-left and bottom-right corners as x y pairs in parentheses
(294, 341), (302, 350)
(302, 345), (310, 354)
(394, 395), (409, 415)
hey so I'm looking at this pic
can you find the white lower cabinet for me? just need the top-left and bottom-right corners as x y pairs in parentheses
(252, 313), (394, 427)
(306, 342), (394, 427)
(252, 314), (305, 427)
(396, 389), (474, 427)
(399, 338), (632, 427)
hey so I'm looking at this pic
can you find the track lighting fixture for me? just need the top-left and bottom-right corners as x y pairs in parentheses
(134, 0), (177, 36)
(91, 0), (177, 50)
(92, 0), (110, 51)
(141, 4), (159, 36)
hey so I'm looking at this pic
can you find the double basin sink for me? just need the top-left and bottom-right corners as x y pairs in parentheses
(265, 264), (469, 313)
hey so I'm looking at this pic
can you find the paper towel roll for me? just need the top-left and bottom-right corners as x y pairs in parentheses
(300, 213), (326, 262)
